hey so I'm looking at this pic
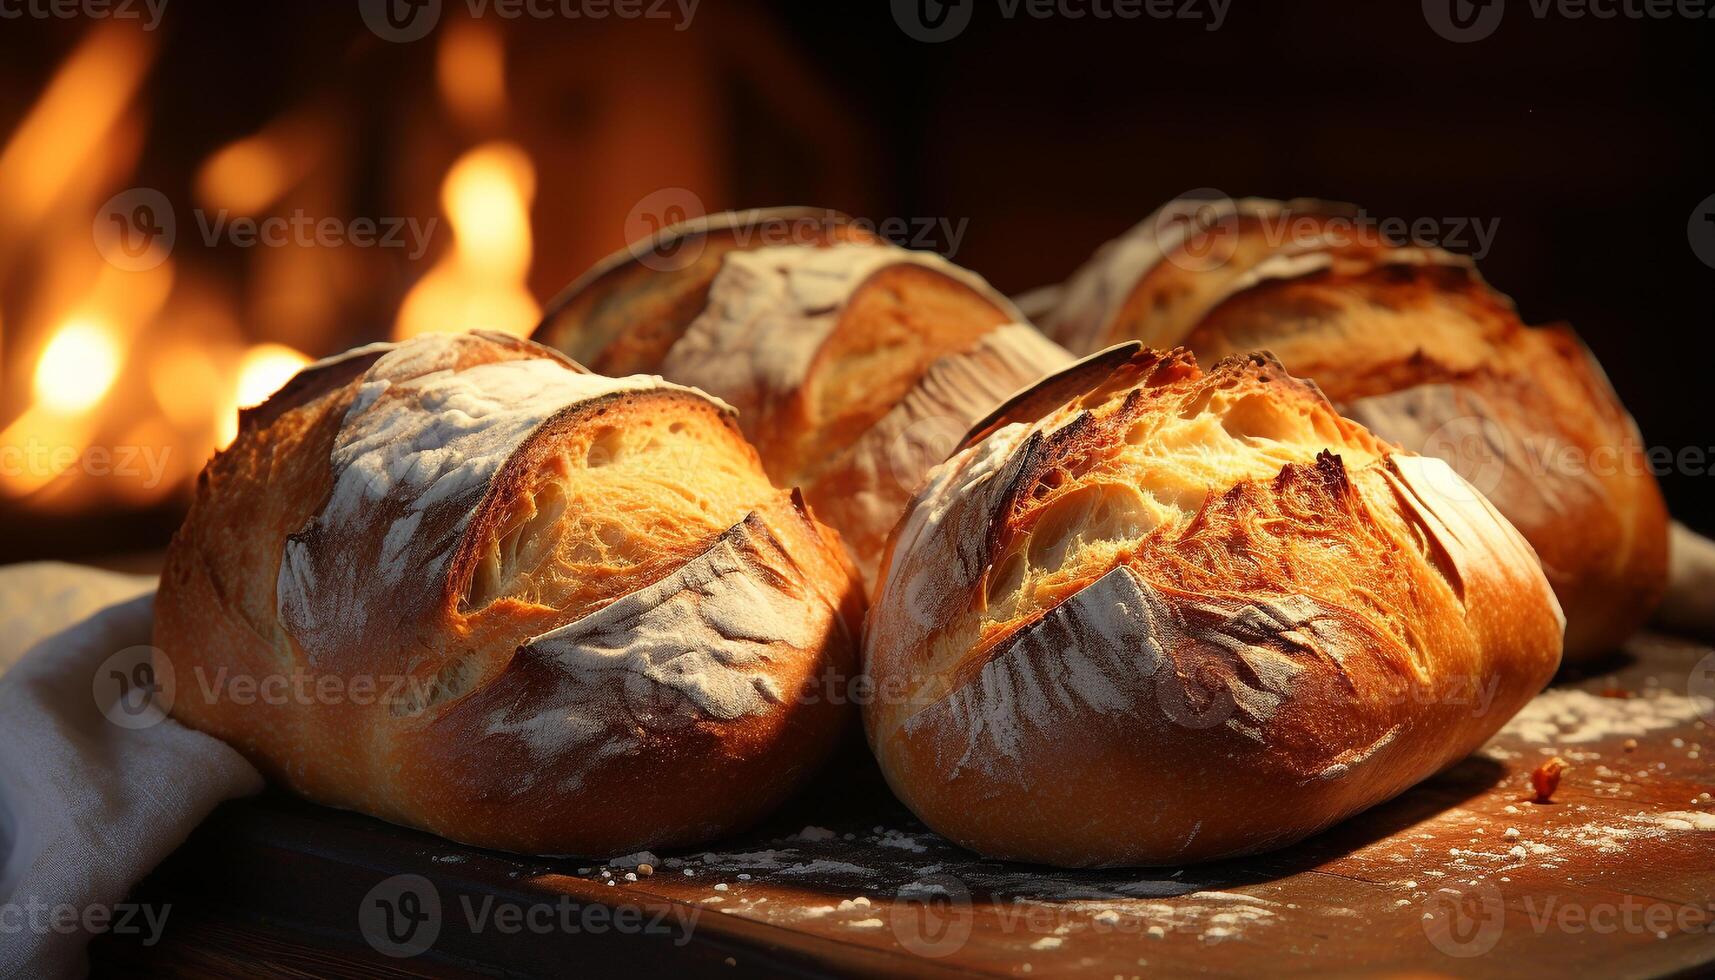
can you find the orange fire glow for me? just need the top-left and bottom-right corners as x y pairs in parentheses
(2, 21), (546, 516)
(394, 142), (539, 340)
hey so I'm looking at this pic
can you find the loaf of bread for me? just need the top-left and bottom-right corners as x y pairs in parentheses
(534, 207), (878, 377)
(865, 346), (1565, 867)
(153, 331), (864, 856)
(533, 213), (1073, 585)
(1043, 198), (1668, 659)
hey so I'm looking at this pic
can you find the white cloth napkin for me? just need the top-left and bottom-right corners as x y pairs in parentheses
(0, 562), (262, 979)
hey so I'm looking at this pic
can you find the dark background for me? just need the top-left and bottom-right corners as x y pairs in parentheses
(0, 0), (1710, 560)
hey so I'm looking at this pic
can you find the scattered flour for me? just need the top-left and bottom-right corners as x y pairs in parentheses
(608, 851), (658, 870)
(1631, 810), (1715, 832)
(1498, 689), (1712, 746)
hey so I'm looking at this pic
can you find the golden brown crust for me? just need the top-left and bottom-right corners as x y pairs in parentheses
(154, 332), (864, 856)
(532, 219), (1074, 588)
(864, 348), (1564, 867)
(1046, 198), (1669, 659)
(1187, 248), (1669, 658)
(532, 207), (879, 376)
(1043, 197), (1371, 355)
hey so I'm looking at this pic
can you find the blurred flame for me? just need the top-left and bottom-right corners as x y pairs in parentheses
(196, 136), (290, 215)
(216, 343), (312, 447)
(438, 19), (508, 127)
(194, 112), (330, 216)
(0, 25), (153, 231)
(0, 406), (92, 498)
(235, 343), (313, 409)
(394, 142), (538, 339)
(148, 341), (225, 431)
(33, 318), (122, 414)
(2, 21), (549, 517)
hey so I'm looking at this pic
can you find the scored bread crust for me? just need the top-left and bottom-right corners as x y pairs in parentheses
(864, 347), (1565, 868)
(1043, 198), (1668, 659)
(533, 207), (878, 377)
(1185, 247), (1668, 659)
(1043, 197), (1366, 355)
(532, 221), (1074, 587)
(153, 331), (864, 856)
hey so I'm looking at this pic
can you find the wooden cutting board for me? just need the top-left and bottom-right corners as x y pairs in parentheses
(93, 632), (1715, 978)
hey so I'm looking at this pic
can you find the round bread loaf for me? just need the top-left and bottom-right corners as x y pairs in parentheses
(865, 345), (1565, 868)
(1043, 197), (1668, 659)
(533, 212), (1074, 587)
(153, 331), (864, 856)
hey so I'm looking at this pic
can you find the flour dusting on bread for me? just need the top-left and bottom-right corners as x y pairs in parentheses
(278, 333), (703, 664)
(489, 514), (844, 787)
(864, 347), (1565, 867)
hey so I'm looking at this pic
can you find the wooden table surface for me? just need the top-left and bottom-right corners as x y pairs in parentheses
(92, 632), (1715, 978)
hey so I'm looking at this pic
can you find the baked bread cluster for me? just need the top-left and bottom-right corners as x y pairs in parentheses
(154, 331), (863, 855)
(1043, 197), (1669, 658)
(865, 346), (1565, 866)
(155, 197), (1675, 868)
(533, 208), (1072, 584)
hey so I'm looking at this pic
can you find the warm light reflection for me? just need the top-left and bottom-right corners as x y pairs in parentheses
(34, 319), (122, 415)
(394, 142), (539, 339)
